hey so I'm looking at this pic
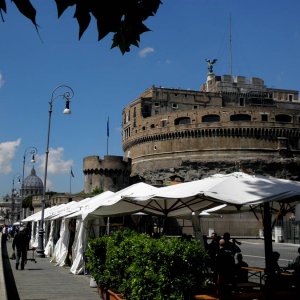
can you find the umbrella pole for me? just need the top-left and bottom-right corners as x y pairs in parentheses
(263, 201), (273, 299)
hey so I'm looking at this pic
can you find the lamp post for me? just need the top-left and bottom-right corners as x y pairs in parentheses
(36, 85), (74, 258)
(21, 146), (37, 219)
(11, 173), (22, 224)
(22, 146), (37, 186)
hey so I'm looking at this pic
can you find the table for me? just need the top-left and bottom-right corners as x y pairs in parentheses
(241, 266), (265, 285)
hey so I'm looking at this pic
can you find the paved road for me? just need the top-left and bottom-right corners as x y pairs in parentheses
(3, 240), (99, 300)
(238, 239), (299, 268)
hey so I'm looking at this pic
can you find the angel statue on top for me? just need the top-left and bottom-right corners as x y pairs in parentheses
(205, 58), (218, 74)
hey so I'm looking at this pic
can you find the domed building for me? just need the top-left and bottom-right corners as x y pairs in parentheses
(21, 167), (43, 197)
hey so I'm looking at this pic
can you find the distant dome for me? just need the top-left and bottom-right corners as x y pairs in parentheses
(22, 167), (43, 197)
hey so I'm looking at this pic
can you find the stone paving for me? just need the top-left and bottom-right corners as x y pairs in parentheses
(3, 240), (99, 300)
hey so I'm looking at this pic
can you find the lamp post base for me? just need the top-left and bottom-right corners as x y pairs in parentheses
(36, 228), (46, 258)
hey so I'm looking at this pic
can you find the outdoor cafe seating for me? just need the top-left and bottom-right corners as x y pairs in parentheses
(195, 264), (299, 300)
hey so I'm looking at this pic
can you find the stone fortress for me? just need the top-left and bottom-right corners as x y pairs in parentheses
(121, 64), (300, 186)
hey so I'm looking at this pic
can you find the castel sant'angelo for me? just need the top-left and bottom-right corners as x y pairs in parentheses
(84, 61), (300, 193)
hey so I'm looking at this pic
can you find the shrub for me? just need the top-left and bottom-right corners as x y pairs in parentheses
(85, 229), (207, 299)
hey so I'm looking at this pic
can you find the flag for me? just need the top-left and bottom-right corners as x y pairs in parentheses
(70, 169), (74, 178)
(107, 117), (109, 138)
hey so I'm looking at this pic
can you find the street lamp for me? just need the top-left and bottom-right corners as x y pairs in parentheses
(11, 173), (22, 224)
(21, 146), (38, 218)
(37, 85), (74, 258)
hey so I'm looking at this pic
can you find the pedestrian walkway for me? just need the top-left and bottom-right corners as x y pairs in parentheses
(3, 240), (99, 300)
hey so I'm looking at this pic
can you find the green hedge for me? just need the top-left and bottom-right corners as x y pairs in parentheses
(85, 229), (207, 300)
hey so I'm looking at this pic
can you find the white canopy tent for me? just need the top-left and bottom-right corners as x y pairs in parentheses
(82, 172), (300, 278)
(81, 182), (159, 220)
(50, 191), (115, 266)
(85, 172), (300, 219)
(21, 173), (300, 277)
(64, 186), (157, 275)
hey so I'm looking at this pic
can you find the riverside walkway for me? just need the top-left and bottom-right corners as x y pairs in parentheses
(2, 238), (99, 300)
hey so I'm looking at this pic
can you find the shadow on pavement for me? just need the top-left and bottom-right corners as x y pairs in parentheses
(2, 242), (20, 300)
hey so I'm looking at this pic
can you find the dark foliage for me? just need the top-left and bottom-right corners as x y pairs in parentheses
(0, 0), (162, 54)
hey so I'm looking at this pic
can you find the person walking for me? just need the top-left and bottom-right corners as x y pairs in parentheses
(1, 224), (8, 245)
(12, 227), (30, 270)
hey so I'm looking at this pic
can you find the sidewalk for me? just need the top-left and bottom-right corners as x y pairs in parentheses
(3, 240), (99, 300)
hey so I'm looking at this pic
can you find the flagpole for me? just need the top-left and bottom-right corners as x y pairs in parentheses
(70, 171), (72, 194)
(70, 168), (74, 194)
(107, 117), (109, 156)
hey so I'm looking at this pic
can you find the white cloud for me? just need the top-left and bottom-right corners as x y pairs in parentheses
(0, 72), (5, 88)
(0, 139), (21, 174)
(36, 147), (73, 175)
(139, 47), (154, 58)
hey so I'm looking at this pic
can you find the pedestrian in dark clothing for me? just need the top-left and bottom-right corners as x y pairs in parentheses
(293, 247), (300, 275)
(223, 232), (241, 256)
(12, 227), (30, 270)
(215, 239), (236, 299)
(293, 247), (300, 293)
(208, 232), (220, 270)
(235, 253), (248, 283)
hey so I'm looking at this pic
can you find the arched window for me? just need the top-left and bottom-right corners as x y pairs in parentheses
(174, 117), (191, 125)
(202, 114), (220, 122)
(275, 114), (292, 123)
(230, 114), (251, 121)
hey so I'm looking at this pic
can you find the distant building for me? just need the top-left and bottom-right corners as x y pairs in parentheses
(83, 155), (131, 193)
(21, 167), (43, 197)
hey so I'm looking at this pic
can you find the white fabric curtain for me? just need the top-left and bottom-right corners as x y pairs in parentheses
(31, 221), (39, 248)
(70, 219), (87, 274)
(51, 219), (70, 266)
(44, 220), (55, 257)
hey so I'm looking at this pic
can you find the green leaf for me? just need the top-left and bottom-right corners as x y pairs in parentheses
(73, 1), (91, 39)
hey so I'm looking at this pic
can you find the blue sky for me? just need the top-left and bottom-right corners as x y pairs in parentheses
(1, 0), (300, 196)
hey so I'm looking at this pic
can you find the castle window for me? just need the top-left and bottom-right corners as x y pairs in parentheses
(133, 107), (136, 117)
(154, 102), (160, 107)
(174, 117), (191, 125)
(142, 126), (146, 130)
(155, 110), (159, 115)
(154, 145), (157, 150)
(239, 98), (245, 106)
(172, 103), (178, 109)
(142, 105), (151, 118)
(230, 114), (251, 121)
(261, 114), (268, 122)
(275, 114), (292, 123)
(193, 105), (198, 109)
(288, 94), (294, 102)
(150, 124), (155, 128)
(202, 114), (220, 122)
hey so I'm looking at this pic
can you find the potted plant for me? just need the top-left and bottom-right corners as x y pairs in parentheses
(86, 229), (208, 299)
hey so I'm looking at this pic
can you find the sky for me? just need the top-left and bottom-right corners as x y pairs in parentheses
(1, 0), (300, 197)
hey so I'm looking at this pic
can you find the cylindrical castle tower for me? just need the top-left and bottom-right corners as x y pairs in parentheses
(83, 155), (131, 193)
